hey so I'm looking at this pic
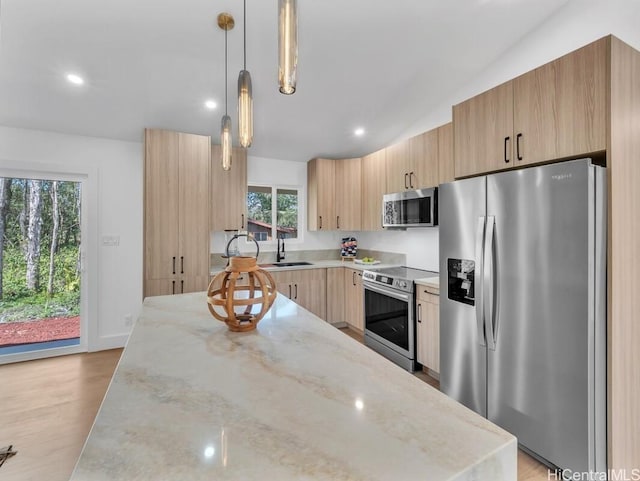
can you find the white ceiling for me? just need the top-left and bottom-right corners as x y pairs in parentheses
(0, 0), (571, 162)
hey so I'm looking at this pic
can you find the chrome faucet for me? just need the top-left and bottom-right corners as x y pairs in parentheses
(276, 236), (285, 262)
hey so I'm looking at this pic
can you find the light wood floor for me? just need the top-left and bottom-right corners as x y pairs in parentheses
(0, 349), (122, 481)
(0, 335), (550, 481)
(339, 327), (550, 481)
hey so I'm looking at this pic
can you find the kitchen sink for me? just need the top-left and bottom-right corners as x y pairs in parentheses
(260, 261), (313, 268)
(273, 261), (313, 267)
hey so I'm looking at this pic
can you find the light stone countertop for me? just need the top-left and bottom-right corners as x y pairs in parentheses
(71, 292), (516, 481)
(210, 259), (400, 276)
(415, 276), (440, 294)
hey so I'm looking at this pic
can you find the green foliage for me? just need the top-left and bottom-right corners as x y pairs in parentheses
(1, 246), (80, 322)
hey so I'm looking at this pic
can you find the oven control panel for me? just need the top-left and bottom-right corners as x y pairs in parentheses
(363, 272), (413, 293)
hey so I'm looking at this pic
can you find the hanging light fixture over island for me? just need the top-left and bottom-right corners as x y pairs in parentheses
(218, 12), (234, 171)
(238, 0), (253, 148)
(278, 0), (297, 95)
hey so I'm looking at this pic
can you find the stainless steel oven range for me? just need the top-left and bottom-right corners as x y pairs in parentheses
(362, 266), (437, 372)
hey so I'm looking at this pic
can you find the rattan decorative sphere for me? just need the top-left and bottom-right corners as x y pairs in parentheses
(207, 235), (277, 332)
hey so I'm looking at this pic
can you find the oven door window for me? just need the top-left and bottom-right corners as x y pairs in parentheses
(364, 288), (409, 351)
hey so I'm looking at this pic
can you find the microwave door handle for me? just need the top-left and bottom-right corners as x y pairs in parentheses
(484, 216), (497, 350)
(475, 216), (486, 347)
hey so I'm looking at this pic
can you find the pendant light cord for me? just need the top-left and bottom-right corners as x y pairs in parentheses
(243, 0), (247, 70)
(225, 27), (228, 115)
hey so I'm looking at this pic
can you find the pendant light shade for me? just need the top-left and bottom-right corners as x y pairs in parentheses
(278, 0), (297, 95)
(221, 114), (232, 171)
(238, 69), (253, 148)
(237, 0), (253, 148)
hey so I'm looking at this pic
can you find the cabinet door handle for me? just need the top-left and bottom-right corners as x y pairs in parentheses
(404, 172), (409, 189)
(504, 136), (511, 163)
(417, 303), (422, 323)
(172, 280), (175, 295)
(180, 256), (184, 274)
(516, 133), (523, 161)
(352, 271), (356, 286)
(241, 214), (245, 229)
(294, 283), (298, 299)
(172, 256), (176, 275)
(319, 216), (323, 229)
(337, 215), (340, 229)
(181, 280), (184, 293)
(288, 284), (292, 299)
(409, 171), (415, 189)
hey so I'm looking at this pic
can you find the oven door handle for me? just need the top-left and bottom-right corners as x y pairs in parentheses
(363, 282), (411, 303)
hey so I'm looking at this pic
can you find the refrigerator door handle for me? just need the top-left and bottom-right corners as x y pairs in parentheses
(484, 216), (497, 350)
(475, 216), (486, 347)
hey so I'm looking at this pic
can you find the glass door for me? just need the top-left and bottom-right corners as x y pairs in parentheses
(0, 176), (84, 359)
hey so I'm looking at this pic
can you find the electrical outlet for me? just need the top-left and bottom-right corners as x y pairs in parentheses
(124, 314), (133, 327)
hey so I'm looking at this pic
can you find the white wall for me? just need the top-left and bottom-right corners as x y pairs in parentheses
(210, 155), (346, 255)
(0, 125), (143, 351)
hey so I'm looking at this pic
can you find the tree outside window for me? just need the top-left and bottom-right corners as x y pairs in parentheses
(247, 185), (299, 241)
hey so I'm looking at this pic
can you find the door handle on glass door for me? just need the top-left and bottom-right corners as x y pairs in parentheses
(484, 216), (497, 350)
(475, 216), (486, 347)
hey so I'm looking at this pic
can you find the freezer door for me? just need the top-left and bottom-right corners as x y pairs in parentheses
(486, 159), (605, 473)
(439, 176), (487, 417)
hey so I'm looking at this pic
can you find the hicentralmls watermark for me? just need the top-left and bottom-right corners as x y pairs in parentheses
(548, 469), (640, 481)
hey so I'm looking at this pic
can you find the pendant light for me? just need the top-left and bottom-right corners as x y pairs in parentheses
(238, 0), (253, 148)
(218, 13), (234, 171)
(278, 0), (297, 95)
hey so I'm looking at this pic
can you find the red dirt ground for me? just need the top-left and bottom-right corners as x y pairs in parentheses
(0, 316), (80, 347)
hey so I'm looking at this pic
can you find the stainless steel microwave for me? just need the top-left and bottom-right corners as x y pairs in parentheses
(382, 187), (438, 228)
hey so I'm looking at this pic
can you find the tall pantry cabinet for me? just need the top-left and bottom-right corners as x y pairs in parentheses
(144, 129), (211, 298)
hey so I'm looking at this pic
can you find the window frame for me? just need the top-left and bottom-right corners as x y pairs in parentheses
(245, 183), (303, 245)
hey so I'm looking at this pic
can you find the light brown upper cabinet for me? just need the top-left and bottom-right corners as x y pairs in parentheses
(437, 123), (455, 185)
(144, 129), (211, 298)
(411, 129), (439, 189)
(211, 145), (248, 232)
(454, 38), (607, 178)
(335, 157), (362, 230)
(385, 139), (411, 192)
(308, 158), (336, 231)
(386, 128), (440, 192)
(361, 149), (387, 231)
(308, 157), (362, 231)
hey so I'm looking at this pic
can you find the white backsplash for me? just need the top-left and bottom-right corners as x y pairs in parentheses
(356, 227), (439, 272)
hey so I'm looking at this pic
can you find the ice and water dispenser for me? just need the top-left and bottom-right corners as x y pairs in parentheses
(447, 258), (475, 305)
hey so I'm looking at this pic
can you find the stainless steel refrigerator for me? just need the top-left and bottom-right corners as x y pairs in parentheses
(439, 158), (607, 474)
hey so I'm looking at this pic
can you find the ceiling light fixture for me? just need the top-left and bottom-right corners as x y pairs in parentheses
(278, 0), (297, 95)
(66, 73), (84, 85)
(354, 127), (365, 137)
(205, 100), (217, 110)
(218, 13), (234, 171)
(238, 0), (253, 148)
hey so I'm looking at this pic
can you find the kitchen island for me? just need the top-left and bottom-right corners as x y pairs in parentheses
(71, 292), (516, 480)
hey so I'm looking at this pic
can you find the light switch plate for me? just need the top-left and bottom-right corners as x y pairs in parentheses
(102, 235), (120, 247)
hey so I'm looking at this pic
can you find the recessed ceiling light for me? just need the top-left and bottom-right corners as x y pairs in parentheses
(354, 127), (365, 137)
(66, 73), (84, 85)
(205, 100), (217, 110)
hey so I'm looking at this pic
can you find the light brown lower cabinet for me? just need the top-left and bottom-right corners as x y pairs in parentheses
(416, 288), (439, 373)
(269, 268), (327, 320)
(344, 268), (364, 331)
(326, 268), (345, 324)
